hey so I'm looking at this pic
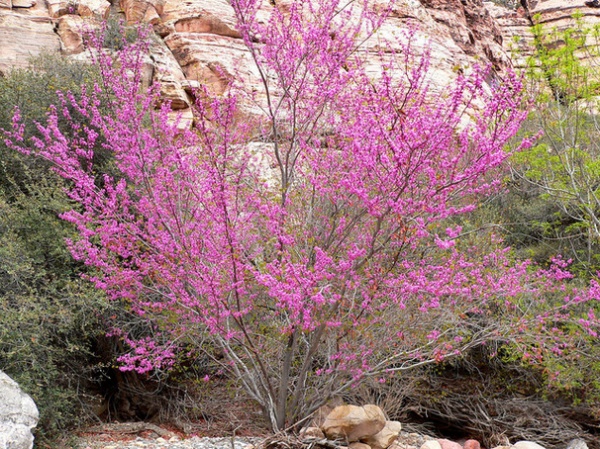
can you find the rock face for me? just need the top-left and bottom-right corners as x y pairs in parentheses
(487, 0), (600, 71)
(0, 0), (61, 74)
(484, 1), (535, 69)
(0, 0), (594, 129)
(321, 404), (387, 442)
(419, 0), (508, 70)
(0, 371), (39, 449)
(0, 0), (518, 112)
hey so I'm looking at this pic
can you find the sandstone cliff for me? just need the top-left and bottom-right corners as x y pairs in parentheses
(2, 0), (599, 121)
(0, 0), (513, 124)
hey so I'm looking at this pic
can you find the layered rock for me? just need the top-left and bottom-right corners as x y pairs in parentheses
(420, 0), (508, 70)
(0, 0), (61, 74)
(484, 2), (535, 68)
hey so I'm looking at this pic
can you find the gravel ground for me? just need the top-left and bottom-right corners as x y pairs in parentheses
(76, 435), (263, 449)
(73, 432), (430, 449)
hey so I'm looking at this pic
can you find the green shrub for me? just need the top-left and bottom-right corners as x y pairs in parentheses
(0, 53), (113, 442)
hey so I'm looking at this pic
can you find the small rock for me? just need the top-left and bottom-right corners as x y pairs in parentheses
(169, 436), (181, 442)
(464, 440), (481, 449)
(514, 442), (547, 449)
(350, 443), (372, 449)
(420, 441), (442, 449)
(437, 439), (462, 449)
(300, 426), (326, 439)
(156, 437), (167, 443)
(566, 440), (588, 449)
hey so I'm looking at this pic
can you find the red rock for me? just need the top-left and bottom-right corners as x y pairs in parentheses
(464, 440), (481, 449)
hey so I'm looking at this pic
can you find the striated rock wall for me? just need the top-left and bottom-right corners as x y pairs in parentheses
(3, 0), (600, 113)
(5, 0), (599, 121)
(485, 0), (600, 71)
(0, 0), (516, 123)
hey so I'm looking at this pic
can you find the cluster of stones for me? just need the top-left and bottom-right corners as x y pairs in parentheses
(298, 405), (589, 449)
(299, 404), (403, 449)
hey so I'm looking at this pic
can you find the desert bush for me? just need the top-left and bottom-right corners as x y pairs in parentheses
(0, 54), (114, 441)
(10, 3), (600, 433)
(505, 17), (600, 278)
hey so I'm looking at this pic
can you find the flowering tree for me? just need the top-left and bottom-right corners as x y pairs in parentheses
(7, 0), (600, 430)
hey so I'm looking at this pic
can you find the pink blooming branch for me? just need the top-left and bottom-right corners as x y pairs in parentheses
(6, 0), (600, 430)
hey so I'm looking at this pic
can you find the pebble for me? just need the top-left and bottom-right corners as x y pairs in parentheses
(79, 436), (262, 449)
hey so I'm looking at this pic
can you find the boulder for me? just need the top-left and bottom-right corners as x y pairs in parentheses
(361, 421), (402, 449)
(321, 404), (386, 442)
(0, 371), (39, 449)
(0, 0), (11, 9)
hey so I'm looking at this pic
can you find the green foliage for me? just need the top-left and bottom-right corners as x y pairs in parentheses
(505, 17), (600, 277)
(528, 15), (600, 103)
(102, 16), (140, 51)
(0, 54), (112, 441)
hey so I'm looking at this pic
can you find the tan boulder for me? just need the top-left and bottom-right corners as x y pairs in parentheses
(0, 0), (11, 9)
(321, 404), (386, 442)
(308, 399), (345, 428)
(361, 421), (402, 449)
